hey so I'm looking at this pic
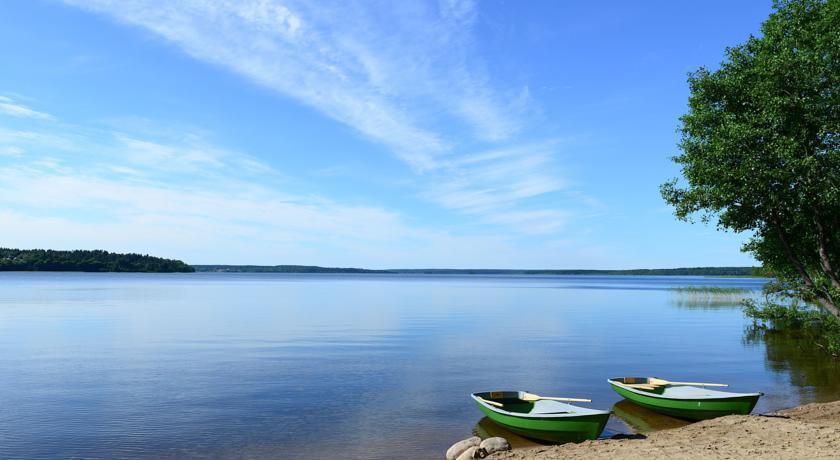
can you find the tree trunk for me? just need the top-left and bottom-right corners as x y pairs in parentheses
(815, 296), (840, 318)
(814, 217), (840, 290)
(771, 217), (840, 318)
(772, 217), (817, 288)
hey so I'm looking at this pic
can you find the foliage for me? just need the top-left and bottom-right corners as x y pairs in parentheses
(661, 0), (840, 317)
(0, 248), (194, 272)
(744, 297), (840, 356)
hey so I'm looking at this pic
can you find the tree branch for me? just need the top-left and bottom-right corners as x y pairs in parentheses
(772, 215), (816, 288)
(814, 216), (840, 290)
(771, 216), (840, 317)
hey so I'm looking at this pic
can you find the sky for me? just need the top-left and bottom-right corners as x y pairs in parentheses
(0, 0), (773, 268)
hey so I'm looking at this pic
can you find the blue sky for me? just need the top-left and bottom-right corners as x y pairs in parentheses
(0, 0), (772, 268)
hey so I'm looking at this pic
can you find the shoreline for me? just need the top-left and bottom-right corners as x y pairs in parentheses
(486, 400), (840, 459)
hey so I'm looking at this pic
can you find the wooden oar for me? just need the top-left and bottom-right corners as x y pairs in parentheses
(521, 392), (591, 403)
(648, 378), (728, 387)
(625, 384), (658, 390)
(476, 396), (504, 408)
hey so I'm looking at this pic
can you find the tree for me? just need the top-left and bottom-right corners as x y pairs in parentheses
(661, 0), (840, 317)
(0, 248), (194, 272)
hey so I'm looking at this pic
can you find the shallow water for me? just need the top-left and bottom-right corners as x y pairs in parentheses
(0, 272), (838, 459)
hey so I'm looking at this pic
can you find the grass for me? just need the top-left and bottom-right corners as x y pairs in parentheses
(670, 286), (750, 294)
(668, 286), (753, 309)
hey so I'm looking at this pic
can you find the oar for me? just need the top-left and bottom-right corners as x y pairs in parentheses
(648, 378), (728, 387)
(521, 392), (591, 403)
(625, 384), (658, 390)
(476, 396), (504, 408)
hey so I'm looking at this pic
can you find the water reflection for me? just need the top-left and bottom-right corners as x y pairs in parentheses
(743, 328), (840, 403)
(4, 272), (836, 459)
(472, 414), (634, 447)
(610, 400), (690, 433)
(473, 417), (544, 449)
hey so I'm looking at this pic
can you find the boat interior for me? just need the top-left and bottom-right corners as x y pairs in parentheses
(611, 377), (652, 385)
(472, 391), (607, 416)
(473, 391), (536, 413)
(609, 377), (666, 394)
(610, 377), (757, 399)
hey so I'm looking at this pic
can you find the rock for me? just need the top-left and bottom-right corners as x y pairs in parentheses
(455, 446), (486, 460)
(479, 437), (510, 454)
(446, 437), (481, 460)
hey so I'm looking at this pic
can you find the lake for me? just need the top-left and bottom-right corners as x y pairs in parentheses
(1, 272), (839, 458)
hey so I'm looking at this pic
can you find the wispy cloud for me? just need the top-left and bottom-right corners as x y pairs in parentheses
(56, 1), (582, 234)
(0, 117), (419, 263)
(0, 87), (606, 265)
(0, 119), (588, 266)
(0, 96), (55, 121)
(0, 146), (25, 157)
(56, 2), (527, 153)
(114, 132), (280, 177)
(423, 140), (573, 233)
(62, 0), (463, 169)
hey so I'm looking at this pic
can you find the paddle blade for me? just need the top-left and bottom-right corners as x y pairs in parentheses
(521, 392), (591, 403)
(626, 384), (657, 391)
(648, 378), (728, 387)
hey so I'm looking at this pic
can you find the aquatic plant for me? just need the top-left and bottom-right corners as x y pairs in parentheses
(744, 298), (840, 356)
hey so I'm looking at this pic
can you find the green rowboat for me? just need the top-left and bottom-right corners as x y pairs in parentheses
(471, 391), (610, 443)
(608, 377), (761, 421)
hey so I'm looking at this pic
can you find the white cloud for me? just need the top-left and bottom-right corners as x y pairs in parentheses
(59, 1), (534, 162)
(423, 140), (571, 232)
(0, 146), (25, 157)
(0, 154), (583, 266)
(113, 133), (277, 177)
(0, 96), (55, 121)
(0, 98), (606, 266)
(61, 0), (456, 169)
(25, 0), (587, 240)
(0, 127), (424, 264)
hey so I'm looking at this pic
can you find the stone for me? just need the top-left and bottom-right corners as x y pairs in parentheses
(455, 446), (483, 460)
(479, 437), (510, 454)
(446, 436), (481, 460)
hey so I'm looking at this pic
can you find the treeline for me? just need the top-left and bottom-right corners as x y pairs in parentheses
(0, 248), (194, 272)
(193, 265), (760, 276)
(194, 264), (387, 273)
(387, 267), (759, 276)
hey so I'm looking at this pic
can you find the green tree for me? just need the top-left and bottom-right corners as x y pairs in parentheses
(661, 0), (840, 317)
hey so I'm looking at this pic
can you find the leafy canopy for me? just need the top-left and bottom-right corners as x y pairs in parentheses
(662, 0), (839, 315)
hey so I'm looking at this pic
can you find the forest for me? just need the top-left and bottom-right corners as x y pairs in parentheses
(0, 248), (194, 272)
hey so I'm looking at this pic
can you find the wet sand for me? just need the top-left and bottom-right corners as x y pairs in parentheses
(488, 400), (840, 459)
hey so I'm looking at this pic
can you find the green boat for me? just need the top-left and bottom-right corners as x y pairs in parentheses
(608, 377), (761, 421)
(471, 391), (610, 443)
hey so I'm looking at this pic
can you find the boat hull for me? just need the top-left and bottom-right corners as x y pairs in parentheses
(474, 400), (609, 443)
(609, 383), (760, 421)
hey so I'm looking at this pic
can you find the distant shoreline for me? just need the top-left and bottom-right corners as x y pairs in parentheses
(192, 265), (761, 277)
(0, 248), (194, 273)
(1, 248), (761, 276)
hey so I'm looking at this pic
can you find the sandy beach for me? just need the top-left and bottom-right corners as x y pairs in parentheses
(488, 400), (840, 459)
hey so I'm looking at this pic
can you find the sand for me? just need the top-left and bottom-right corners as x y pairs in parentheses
(487, 400), (840, 459)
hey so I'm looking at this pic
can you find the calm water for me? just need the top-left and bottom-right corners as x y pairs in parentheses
(1, 273), (839, 459)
